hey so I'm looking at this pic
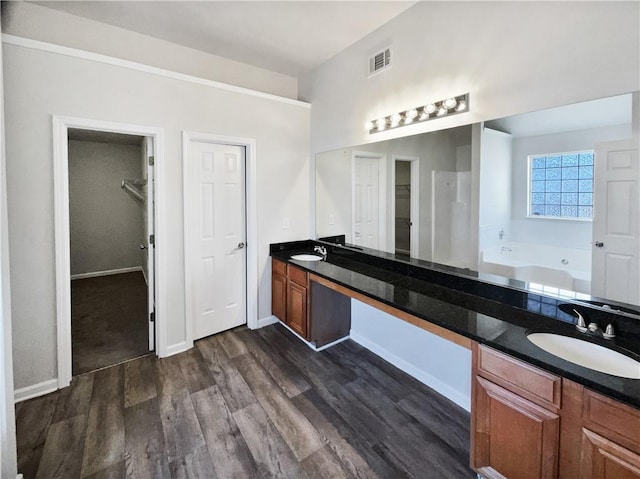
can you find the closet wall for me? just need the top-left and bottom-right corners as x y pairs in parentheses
(69, 139), (145, 276)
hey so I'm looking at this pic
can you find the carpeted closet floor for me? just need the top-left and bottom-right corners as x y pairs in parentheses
(72, 271), (150, 375)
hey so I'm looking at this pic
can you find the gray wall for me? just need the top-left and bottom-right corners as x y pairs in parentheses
(304, 1), (639, 409)
(0, 16), (18, 478)
(69, 140), (144, 276)
(509, 124), (631, 249)
(4, 43), (309, 390)
(300, 2), (639, 154)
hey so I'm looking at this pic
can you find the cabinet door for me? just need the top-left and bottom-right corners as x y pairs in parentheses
(271, 273), (287, 322)
(473, 376), (560, 479)
(287, 281), (307, 338)
(580, 429), (640, 479)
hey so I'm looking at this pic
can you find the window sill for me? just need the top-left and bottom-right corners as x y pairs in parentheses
(526, 215), (592, 223)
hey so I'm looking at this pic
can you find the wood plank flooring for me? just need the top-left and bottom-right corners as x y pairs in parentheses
(72, 272), (150, 375)
(15, 324), (474, 479)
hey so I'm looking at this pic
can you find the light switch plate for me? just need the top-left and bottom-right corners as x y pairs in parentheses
(282, 217), (290, 229)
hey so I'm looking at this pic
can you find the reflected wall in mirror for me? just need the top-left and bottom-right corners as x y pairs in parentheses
(315, 92), (639, 307)
(316, 125), (473, 266)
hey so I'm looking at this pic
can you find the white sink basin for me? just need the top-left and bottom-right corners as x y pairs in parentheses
(290, 254), (323, 262)
(527, 333), (640, 379)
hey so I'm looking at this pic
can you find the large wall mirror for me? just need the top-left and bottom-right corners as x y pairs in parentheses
(315, 92), (639, 310)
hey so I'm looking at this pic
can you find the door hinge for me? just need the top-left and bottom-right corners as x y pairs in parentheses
(150, 312), (155, 323)
(148, 156), (155, 166)
(149, 234), (155, 245)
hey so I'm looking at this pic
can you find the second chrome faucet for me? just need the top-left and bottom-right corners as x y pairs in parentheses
(574, 309), (615, 339)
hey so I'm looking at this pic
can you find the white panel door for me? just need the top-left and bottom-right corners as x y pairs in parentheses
(187, 141), (246, 340)
(592, 140), (639, 304)
(352, 156), (380, 249)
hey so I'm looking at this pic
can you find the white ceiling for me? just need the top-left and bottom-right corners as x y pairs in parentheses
(34, 1), (415, 77)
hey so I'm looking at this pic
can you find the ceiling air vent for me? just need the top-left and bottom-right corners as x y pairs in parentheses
(368, 48), (391, 77)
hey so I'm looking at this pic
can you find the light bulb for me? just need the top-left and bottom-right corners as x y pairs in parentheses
(377, 118), (387, 130)
(424, 103), (436, 114)
(443, 97), (457, 109)
(391, 113), (402, 126)
(420, 112), (428, 120)
(456, 100), (467, 111)
(406, 108), (418, 119)
(437, 106), (447, 116)
(365, 120), (374, 131)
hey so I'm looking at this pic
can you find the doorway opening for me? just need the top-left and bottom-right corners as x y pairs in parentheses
(53, 116), (165, 390)
(67, 129), (154, 375)
(392, 155), (420, 258)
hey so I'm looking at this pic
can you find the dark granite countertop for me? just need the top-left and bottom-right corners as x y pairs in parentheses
(270, 241), (640, 410)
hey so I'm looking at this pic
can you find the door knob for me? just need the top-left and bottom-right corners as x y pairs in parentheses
(139, 244), (148, 250)
(593, 241), (604, 248)
(235, 242), (245, 250)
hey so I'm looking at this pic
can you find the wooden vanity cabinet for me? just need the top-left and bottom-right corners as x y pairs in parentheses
(572, 385), (640, 479)
(471, 343), (561, 479)
(271, 258), (309, 339)
(271, 258), (351, 347)
(286, 265), (308, 338)
(271, 259), (287, 322)
(472, 343), (640, 479)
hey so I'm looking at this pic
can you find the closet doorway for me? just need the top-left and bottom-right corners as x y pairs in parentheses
(392, 155), (420, 258)
(67, 129), (155, 375)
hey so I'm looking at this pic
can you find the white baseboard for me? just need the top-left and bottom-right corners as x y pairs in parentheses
(164, 341), (189, 357)
(14, 378), (58, 403)
(141, 266), (148, 285)
(277, 320), (316, 350)
(315, 335), (351, 351)
(276, 320), (350, 352)
(71, 266), (142, 280)
(255, 315), (279, 329)
(350, 331), (471, 411)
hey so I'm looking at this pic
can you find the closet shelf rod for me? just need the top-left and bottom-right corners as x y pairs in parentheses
(121, 179), (146, 202)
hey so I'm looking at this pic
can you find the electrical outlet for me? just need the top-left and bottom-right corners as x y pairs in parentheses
(282, 217), (290, 230)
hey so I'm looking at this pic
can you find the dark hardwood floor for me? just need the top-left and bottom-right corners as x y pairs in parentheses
(15, 324), (474, 478)
(72, 272), (150, 375)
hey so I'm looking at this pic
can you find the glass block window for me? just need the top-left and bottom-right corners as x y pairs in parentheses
(529, 151), (594, 219)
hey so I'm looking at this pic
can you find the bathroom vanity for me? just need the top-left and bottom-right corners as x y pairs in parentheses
(272, 257), (351, 347)
(270, 239), (640, 478)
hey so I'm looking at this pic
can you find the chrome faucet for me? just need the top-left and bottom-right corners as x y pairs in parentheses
(313, 245), (327, 260)
(574, 309), (615, 339)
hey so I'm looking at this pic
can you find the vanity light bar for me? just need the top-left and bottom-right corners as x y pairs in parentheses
(367, 93), (470, 134)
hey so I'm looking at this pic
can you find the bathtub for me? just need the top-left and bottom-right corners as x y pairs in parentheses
(479, 242), (591, 294)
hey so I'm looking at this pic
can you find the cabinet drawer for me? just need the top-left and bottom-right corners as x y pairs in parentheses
(582, 389), (640, 453)
(288, 265), (307, 287)
(477, 345), (561, 409)
(272, 258), (287, 276)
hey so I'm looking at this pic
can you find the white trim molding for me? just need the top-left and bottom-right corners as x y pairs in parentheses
(2, 34), (310, 109)
(257, 315), (279, 328)
(182, 131), (259, 347)
(70, 266), (142, 281)
(14, 379), (58, 403)
(349, 331), (471, 411)
(164, 341), (190, 358)
(53, 115), (167, 390)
